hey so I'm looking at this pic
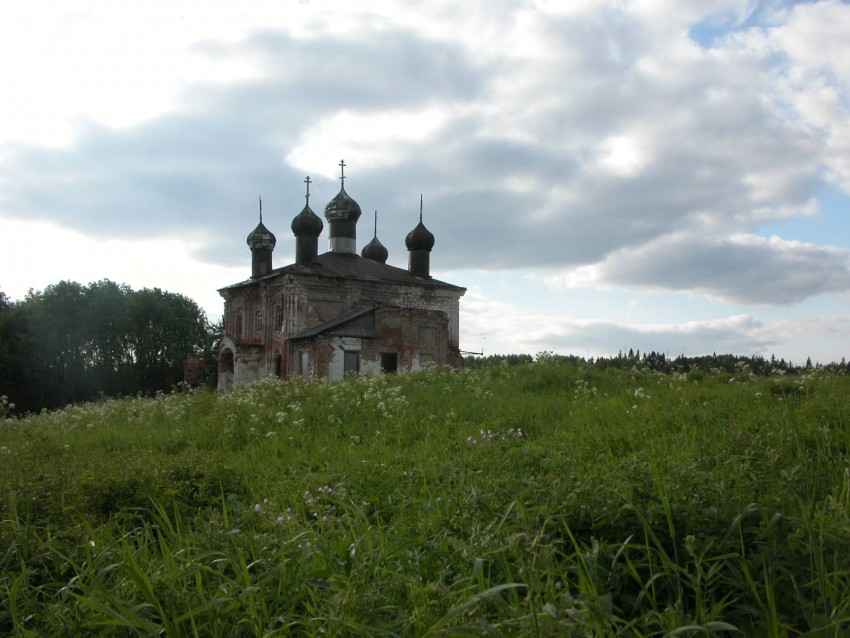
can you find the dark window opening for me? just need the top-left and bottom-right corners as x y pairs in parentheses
(219, 349), (235, 389)
(274, 304), (283, 330)
(235, 314), (243, 338)
(274, 354), (282, 377)
(344, 351), (360, 376)
(381, 352), (398, 373)
(220, 349), (234, 374)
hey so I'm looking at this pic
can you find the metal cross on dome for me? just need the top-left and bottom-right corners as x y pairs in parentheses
(304, 176), (312, 204)
(339, 159), (346, 188)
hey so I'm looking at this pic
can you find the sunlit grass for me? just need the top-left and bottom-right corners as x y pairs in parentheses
(2, 362), (849, 635)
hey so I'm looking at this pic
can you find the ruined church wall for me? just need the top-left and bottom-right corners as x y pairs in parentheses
(297, 306), (451, 380)
(220, 269), (464, 384)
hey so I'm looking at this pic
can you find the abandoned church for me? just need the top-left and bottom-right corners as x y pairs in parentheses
(217, 162), (466, 388)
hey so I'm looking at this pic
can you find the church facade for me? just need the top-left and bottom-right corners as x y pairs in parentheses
(217, 163), (465, 388)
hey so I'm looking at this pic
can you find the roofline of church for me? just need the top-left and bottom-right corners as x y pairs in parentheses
(218, 252), (466, 295)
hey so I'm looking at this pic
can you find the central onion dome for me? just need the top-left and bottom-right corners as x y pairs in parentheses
(323, 160), (362, 254)
(324, 188), (362, 223)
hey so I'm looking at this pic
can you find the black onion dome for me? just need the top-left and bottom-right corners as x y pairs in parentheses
(361, 235), (389, 263)
(247, 221), (277, 249)
(324, 188), (362, 222)
(405, 220), (435, 252)
(291, 204), (324, 237)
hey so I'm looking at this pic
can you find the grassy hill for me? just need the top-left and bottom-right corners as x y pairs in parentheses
(2, 361), (849, 636)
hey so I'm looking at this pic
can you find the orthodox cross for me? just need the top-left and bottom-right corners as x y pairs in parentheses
(259, 195), (263, 223)
(339, 159), (346, 188)
(373, 210), (378, 238)
(419, 194), (423, 222)
(304, 176), (312, 205)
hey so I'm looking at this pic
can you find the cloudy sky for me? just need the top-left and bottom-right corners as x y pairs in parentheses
(2, 0), (849, 363)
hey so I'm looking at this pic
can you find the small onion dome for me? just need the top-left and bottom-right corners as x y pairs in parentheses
(405, 219), (435, 252)
(361, 235), (388, 263)
(324, 188), (362, 223)
(291, 204), (323, 236)
(247, 220), (276, 250)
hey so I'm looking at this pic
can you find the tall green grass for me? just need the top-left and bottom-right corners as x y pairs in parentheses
(1, 361), (849, 635)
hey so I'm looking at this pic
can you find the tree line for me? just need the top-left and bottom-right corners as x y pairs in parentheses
(0, 280), (219, 415)
(465, 348), (848, 374)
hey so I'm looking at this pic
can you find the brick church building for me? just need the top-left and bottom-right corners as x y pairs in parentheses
(217, 162), (465, 387)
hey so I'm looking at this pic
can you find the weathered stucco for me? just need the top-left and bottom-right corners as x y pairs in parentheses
(218, 260), (464, 387)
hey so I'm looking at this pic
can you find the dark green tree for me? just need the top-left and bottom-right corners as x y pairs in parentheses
(2, 281), (215, 413)
(84, 280), (133, 396)
(0, 289), (24, 409)
(125, 287), (212, 394)
(18, 281), (90, 408)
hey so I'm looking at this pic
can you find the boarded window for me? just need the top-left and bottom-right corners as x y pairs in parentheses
(381, 352), (398, 373)
(344, 351), (360, 376)
(299, 351), (309, 380)
(274, 304), (283, 330)
(235, 313), (243, 337)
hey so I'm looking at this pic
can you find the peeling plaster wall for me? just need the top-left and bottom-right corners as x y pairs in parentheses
(235, 351), (261, 386)
(217, 336), (263, 388)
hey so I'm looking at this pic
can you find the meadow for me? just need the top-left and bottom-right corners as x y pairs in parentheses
(1, 358), (849, 636)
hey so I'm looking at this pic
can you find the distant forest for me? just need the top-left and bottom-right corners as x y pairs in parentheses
(464, 349), (848, 374)
(0, 280), (219, 415)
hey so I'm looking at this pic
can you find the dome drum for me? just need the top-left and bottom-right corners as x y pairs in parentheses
(325, 193), (360, 254)
(292, 203), (323, 265)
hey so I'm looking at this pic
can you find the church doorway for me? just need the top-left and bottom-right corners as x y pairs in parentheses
(219, 349), (235, 389)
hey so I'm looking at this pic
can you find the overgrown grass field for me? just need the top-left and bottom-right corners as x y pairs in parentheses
(2, 360), (849, 636)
